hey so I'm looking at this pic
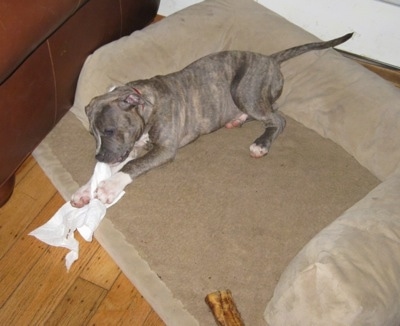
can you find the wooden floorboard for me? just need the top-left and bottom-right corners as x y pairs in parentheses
(0, 160), (165, 325)
(1, 19), (398, 324)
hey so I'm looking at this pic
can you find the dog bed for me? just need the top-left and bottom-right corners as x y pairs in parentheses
(34, 0), (400, 324)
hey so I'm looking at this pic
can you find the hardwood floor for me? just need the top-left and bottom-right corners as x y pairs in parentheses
(0, 155), (165, 325)
(1, 30), (399, 325)
(340, 51), (400, 88)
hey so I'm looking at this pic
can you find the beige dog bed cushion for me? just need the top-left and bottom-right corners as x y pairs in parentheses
(65, 0), (400, 324)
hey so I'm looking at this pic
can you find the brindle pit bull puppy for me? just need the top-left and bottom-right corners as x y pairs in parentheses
(71, 33), (353, 208)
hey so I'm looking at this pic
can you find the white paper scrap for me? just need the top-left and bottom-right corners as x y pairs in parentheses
(29, 162), (124, 271)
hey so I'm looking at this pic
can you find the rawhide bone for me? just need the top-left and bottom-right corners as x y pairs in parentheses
(205, 289), (245, 326)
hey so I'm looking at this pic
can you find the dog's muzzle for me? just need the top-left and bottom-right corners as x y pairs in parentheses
(95, 150), (130, 164)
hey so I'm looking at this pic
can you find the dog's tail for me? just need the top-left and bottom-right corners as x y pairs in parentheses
(270, 32), (353, 64)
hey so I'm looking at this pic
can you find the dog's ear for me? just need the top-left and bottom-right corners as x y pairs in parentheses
(85, 104), (94, 119)
(123, 93), (145, 107)
(85, 104), (91, 115)
(122, 92), (153, 123)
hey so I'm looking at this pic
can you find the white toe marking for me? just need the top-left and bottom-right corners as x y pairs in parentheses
(249, 143), (268, 158)
(225, 113), (248, 128)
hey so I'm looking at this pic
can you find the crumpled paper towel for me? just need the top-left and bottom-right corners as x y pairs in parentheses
(29, 162), (124, 271)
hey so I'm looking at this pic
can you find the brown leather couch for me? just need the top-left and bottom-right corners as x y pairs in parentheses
(0, 0), (160, 206)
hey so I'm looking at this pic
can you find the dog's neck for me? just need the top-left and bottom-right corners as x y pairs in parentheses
(132, 87), (141, 96)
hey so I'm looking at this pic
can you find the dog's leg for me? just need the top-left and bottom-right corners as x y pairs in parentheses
(95, 144), (177, 205)
(232, 70), (285, 158)
(249, 112), (286, 158)
(231, 97), (285, 158)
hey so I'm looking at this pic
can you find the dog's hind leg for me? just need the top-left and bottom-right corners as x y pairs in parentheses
(232, 94), (286, 158)
(230, 63), (286, 157)
(249, 111), (286, 158)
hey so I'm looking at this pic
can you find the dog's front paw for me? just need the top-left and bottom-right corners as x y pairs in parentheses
(71, 182), (92, 208)
(95, 172), (132, 205)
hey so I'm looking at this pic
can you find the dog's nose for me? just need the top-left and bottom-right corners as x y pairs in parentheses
(95, 152), (106, 162)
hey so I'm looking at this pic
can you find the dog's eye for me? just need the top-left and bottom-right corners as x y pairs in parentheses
(103, 128), (115, 137)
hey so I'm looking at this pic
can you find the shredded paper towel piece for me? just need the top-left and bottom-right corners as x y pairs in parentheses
(29, 162), (124, 271)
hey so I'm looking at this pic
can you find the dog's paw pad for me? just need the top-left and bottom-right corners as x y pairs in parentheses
(250, 143), (268, 158)
(71, 185), (92, 208)
(71, 196), (91, 208)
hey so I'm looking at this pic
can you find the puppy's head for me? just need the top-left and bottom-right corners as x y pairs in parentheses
(85, 86), (152, 165)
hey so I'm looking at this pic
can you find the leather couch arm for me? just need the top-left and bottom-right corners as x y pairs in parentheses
(0, 0), (87, 83)
(0, 0), (160, 207)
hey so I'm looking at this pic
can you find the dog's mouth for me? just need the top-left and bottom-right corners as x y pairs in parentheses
(108, 161), (121, 168)
(118, 150), (131, 163)
(110, 150), (130, 166)
(96, 149), (131, 165)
